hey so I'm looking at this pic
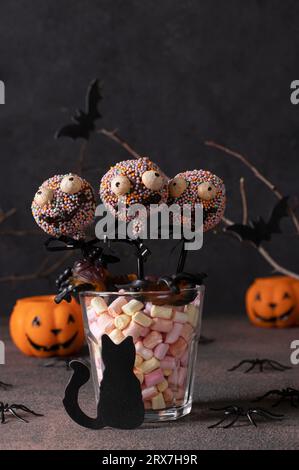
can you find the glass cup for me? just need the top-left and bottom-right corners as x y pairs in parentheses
(80, 286), (204, 422)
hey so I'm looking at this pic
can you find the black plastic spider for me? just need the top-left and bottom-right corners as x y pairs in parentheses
(0, 381), (12, 390)
(198, 336), (214, 345)
(255, 387), (299, 408)
(228, 358), (291, 373)
(0, 402), (43, 424)
(208, 405), (284, 428)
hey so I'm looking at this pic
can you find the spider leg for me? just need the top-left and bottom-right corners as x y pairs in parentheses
(228, 360), (250, 372)
(223, 414), (240, 429)
(0, 381), (12, 390)
(10, 404), (43, 417)
(245, 363), (257, 373)
(272, 397), (284, 408)
(290, 396), (298, 408)
(0, 404), (5, 424)
(252, 408), (284, 419)
(268, 360), (291, 371)
(8, 408), (28, 423)
(208, 415), (230, 429)
(254, 390), (281, 402)
(247, 411), (257, 427)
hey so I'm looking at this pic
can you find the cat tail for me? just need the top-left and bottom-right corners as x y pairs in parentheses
(63, 360), (104, 429)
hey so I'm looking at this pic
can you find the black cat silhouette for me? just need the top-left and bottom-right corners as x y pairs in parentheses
(63, 334), (145, 429)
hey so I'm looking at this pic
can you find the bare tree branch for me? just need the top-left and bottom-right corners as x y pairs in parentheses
(239, 177), (248, 225)
(98, 128), (141, 159)
(221, 216), (299, 280)
(205, 140), (299, 233)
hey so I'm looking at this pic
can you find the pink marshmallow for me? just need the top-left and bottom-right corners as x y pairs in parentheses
(96, 313), (114, 332)
(165, 322), (183, 344)
(154, 343), (169, 360)
(178, 367), (187, 386)
(139, 326), (150, 337)
(169, 337), (187, 358)
(143, 331), (163, 349)
(87, 307), (96, 323)
(123, 322), (144, 341)
(135, 341), (153, 360)
(151, 318), (173, 333)
(180, 323), (194, 342)
(180, 349), (189, 366)
(144, 302), (152, 314)
(160, 356), (177, 370)
(108, 296), (128, 317)
(144, 368), (164, 388)
(142, 386), (158, 400)
(173, 387), (185, 400)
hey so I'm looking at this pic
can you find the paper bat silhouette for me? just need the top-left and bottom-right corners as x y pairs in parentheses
(226, 196), (290, 246)
(55, 79), (102, 140)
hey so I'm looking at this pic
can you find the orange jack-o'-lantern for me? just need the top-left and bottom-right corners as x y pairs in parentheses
(10, 295), (84, 357)
(246, 276), (299, 328)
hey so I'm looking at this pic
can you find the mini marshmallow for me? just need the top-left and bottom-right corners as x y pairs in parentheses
(122, 299), (144, 316)
(144, 401), (152, 410)
(165, 322), (183, 344)
(163, 368), (172, 376)
(154, 343), (169, 360)
(135, 341), (153, 360)
(134, 369), (144, 384)
(90, 297), (108, 315)
(90, 322), (102, 340)
(108, 296), (128, 317)
(139, 326), (150, 337)
(134, 354), (143, 368)
(180, 323), (194, 342)
(163, 388), (174, 403)
(96, 312), (114, 331)
(123, 322), (144, 341)
(151, 318), (173, 333)
(169, 337), (187, 358)
(133, 311), (153, 328)
(105, 323), (115, 334)
(152, 393), (166, 410)
(114, 314), (131, 330)
(173, 311), (188, 323)
(143, 331), (163, 349)
(144, 368), (164, 388)
(185, 304), (199, 327)
(109, 328), (124, 345)
(180, 349), (189, 367)
(144, 302), (152, 315)
(160, 356), (176, 370)
(151, 305), (173, 319)
(173, 387), (185, 400)
(142, 386), (158, 400)
(178, 367), (187, 386)
(168, 369), (179, 386)
(86, 307), (96, 323)
(157, 379), (168, 393)
(139, 357), (160, 374)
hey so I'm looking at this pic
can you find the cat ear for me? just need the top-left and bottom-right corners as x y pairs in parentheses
(101, 334), (116, 352)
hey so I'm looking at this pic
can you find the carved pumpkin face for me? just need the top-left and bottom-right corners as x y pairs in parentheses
(10, 295), (85, 357)
(246, 276), (299, 328)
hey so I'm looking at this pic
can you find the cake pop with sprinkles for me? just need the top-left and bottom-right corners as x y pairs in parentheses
(168, 169), (226, 231)
(32, 173), (96, 240)
(100, 157), (169, 224)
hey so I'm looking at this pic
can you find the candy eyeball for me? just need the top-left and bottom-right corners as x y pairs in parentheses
(60, 174), (82, 194)
(34, 187), (54, 207)
(110, 175), (131, 196)
(100, 157), (169, 223)
(197, 181), (217, 200)
(142, 170), (163, 191)
(167, 169), (226, 232)
(32, 173), (96, 239)
(168, 177), (187, 198)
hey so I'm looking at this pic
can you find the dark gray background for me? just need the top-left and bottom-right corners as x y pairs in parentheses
(0, 0), (298, 317)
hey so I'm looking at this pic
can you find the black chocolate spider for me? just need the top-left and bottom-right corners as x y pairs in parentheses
(228, 358), (291, 373)
(0, 381), (12, 390)
(255, 387), (299, 408)
(208, 405), (284, 428)
(0, 402), (43, 424)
